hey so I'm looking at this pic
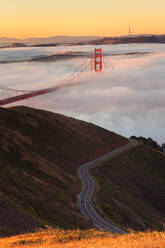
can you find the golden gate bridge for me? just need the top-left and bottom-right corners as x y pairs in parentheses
(0, 49), (112, 107)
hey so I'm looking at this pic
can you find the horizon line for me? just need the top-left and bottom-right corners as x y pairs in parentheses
(0, 33), (165, 41)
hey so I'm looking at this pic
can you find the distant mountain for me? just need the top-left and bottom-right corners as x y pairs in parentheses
(1, 34), (165, 48)
(24, 34), (165, 45)
(25, 36), (103, 44)
(0, 37), (22, 43)
(12, 43), (28, 47)
(88, 35), (165, 45)
(0, 36), (103, 45)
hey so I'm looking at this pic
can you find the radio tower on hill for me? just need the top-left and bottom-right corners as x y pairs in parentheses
(128, 24), (132, 35)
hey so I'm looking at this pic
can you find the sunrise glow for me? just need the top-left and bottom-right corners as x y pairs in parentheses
(0, 0), (164, 38)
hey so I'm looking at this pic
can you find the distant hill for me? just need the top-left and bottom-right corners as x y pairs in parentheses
(1, 34), (165, 47)
(0, 36), (103, 46)
(0, 37), (22, 43)
(88, 35), (165, 45)
(26, 36), (102, 44)
(0, 106), (127, 237)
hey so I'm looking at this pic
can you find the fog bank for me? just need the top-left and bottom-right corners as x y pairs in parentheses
(1, 44), (165, 144)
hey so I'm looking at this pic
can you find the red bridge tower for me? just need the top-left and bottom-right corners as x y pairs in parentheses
(94, 48), (102, 72)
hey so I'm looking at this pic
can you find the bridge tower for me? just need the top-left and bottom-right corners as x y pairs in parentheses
(94, 48), (102, 72)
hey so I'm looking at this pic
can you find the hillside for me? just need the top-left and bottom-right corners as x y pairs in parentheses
(1, 34), (165, 48)
(91, 144), (165, 232)
(0, 106), (127, 237)
(0, 228), (164, 248)
(89, 35), (164, 45)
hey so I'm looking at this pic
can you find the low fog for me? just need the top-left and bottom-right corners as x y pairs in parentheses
(1, 44), (165, 144)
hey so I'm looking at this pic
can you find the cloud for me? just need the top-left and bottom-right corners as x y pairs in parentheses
(1, 44), (165, 144)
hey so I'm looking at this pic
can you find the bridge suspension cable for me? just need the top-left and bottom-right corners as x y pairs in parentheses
(0, 49), (113, 107)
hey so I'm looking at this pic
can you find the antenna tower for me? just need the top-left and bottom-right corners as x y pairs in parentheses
(128, 25), (132, 35)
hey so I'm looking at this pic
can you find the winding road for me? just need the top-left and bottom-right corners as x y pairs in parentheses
(78, 139), (137, 234)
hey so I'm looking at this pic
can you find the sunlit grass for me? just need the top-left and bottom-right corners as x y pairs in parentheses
(0, 227), (164, 248)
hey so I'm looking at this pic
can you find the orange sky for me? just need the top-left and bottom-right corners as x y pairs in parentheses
(0, 0), (165, 38)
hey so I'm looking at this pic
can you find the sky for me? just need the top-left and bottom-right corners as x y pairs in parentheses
(0, 0), (165, 38)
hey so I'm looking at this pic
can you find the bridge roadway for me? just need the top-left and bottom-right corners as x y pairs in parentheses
(0, 75), (77, 107)
(0, 85), (61, 106)
(78, 139), (137, 234)
(0, 58), (93, 107)
(0, 56), (113, 107)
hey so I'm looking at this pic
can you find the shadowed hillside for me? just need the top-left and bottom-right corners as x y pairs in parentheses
(0, 106), (127, 237)
(92, 144), (165, 232)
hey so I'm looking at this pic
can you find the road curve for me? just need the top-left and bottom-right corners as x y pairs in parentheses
(78, 139), (137, 234)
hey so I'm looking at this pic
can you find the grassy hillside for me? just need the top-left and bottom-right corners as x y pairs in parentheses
(0, 228), (164, 248)
(0, 106), (127, 237)
(91, 144), (165, 231)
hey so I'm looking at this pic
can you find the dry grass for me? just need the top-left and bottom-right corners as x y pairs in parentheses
(0, 228), (164, 248)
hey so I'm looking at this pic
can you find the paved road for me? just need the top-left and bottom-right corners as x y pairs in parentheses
(78, 139), (137, 234)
